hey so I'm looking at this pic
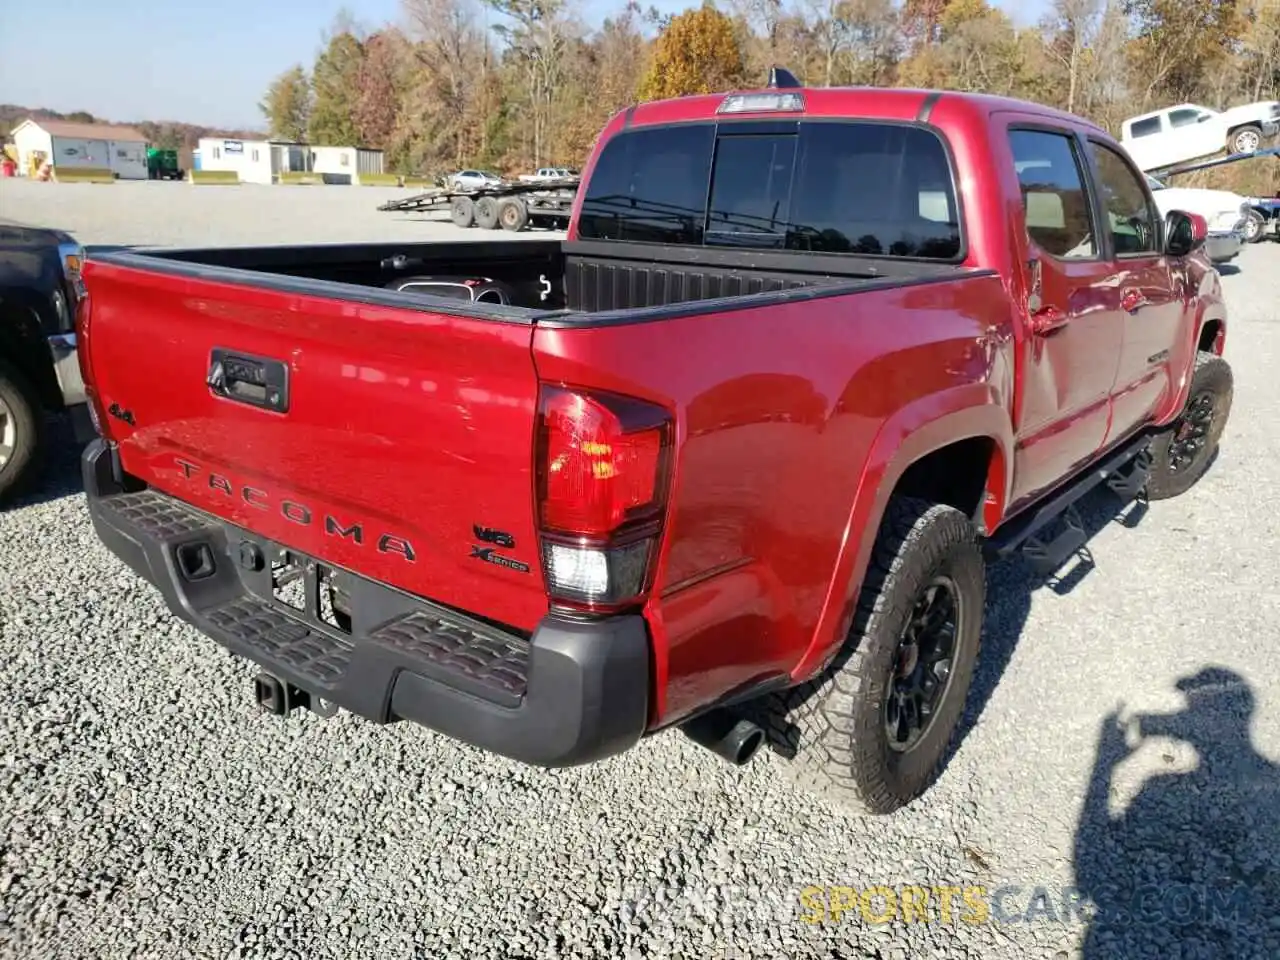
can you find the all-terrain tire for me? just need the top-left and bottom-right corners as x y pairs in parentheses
(0, 358), (46, 506)
(754, 496), (985, 815)
(1144, 351), (1233, 501)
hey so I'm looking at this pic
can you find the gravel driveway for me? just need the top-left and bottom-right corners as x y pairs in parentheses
(1, 181), (1277, 959)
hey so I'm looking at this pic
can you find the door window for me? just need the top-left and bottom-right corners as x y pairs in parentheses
(1168, 108), (1203, 129)
(1009, 130), (1097, 260)
(1088, 142), (1161, 256)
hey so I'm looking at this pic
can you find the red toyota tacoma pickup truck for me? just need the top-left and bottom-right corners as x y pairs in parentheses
(75, 77), (1232, 814)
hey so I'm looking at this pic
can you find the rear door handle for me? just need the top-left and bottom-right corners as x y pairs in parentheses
(1121, 289), (1147, 313)
(1029, 306), (1069, 336)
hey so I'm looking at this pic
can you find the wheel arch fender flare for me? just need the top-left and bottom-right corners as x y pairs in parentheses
(789, 386), (1013, 684)
(1153, 299), (1228, 427)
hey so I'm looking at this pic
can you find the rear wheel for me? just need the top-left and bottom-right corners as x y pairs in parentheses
(1229, 125), (1263, 155)
(1144, 351), (1233, 500)
(1244, 209), (1267, 243)
(0, 359), (46, 506)
(755, 496), (985, 814)
(450, 196), (475, 228)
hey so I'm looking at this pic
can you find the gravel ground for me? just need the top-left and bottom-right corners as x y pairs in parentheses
(2, 184), (1279, 959)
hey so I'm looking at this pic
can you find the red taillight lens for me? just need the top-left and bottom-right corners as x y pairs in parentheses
(538, 385), (669, 537)
(535, 384), (674, 611)
(75, 291), (107, 437)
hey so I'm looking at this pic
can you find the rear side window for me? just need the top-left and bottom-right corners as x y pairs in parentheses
(576, 124), (715, 245)
(577, 120), (962, 260)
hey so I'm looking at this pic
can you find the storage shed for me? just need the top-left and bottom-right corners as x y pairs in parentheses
(10, 119), (148, 179)
(196, 137), (274, 184)
(195, 138), (386, 185)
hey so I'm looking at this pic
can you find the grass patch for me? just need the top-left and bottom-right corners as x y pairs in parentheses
(401, 176), (437, 189)
(358, 173), (401, 187)
(189, 170), (240, 185)
(51, 167), (114, 184)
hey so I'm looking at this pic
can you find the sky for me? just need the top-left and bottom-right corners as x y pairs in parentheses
(0, 0), (1049, 132)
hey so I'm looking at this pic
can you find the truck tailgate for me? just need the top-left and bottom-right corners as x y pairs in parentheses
(81, 260), (549, 633)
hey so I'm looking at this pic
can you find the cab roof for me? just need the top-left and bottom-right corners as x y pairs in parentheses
(621, 84), (1106, 136)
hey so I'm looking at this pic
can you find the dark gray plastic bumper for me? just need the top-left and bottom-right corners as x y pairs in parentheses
(81, 438), (651, 767)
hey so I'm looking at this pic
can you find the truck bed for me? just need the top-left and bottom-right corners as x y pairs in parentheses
(89, 238), (974, 319)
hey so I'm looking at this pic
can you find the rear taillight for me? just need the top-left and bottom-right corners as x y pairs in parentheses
(535, 384), (673, 612)
(75, 291), (107, 437)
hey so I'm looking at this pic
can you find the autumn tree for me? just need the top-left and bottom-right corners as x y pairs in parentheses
(1042, 0), (1129, 120)
(487, 0), (575, 167)
(259, 65), (313, 141)
(354, 30), (404, 148)
(806, 0), (900, 85)
(1238, 0), (1280, 101)
(309, 28), (366, 145)
(1125, 0), (1245, 107)
(638, 5), (747, 100)
(398, 0), (489, 173)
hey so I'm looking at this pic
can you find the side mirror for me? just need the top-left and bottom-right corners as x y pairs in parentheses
(1165, 210), (1207, 257)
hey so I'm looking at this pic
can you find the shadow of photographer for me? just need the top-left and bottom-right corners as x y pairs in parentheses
(1073, 666), (1280, 958)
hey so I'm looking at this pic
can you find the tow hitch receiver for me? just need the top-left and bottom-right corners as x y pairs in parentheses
(253, 672), (337, 718)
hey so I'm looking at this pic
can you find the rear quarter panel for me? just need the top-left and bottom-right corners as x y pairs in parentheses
(533, 273), (1015, 725)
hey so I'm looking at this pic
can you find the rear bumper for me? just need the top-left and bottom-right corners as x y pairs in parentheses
(1206, 231), (1243, 263)
(82, 439), (651, 767)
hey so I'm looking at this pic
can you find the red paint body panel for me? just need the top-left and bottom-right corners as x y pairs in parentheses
(532, 275), (1015, 723)
(81, 262), (551, 634)
(80, 85), (1225, 741)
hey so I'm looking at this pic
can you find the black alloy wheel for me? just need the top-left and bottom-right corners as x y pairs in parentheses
(1166, 390), (1217, 473)
(885, 576), (961, 753)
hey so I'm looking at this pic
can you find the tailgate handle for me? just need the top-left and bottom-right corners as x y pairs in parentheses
(207, 349), (289, 413)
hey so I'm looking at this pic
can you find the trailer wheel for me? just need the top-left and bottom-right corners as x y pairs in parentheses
(475, 196), (501, 230)
(451, 196), (475, 228)
(499, 198), (529, 232)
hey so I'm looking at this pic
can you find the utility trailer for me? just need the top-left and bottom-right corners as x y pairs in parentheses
(1161, 144), (1280, 243)
(377, 178), (580, 233)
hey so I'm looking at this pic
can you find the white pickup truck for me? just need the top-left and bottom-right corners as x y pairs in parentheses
(1120, 101), (1280, 172)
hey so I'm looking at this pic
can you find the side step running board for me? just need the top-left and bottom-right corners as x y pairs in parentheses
(986, 433), (1153, 575)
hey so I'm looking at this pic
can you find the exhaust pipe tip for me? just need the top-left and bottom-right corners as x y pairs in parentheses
(681, 709), (766, 766)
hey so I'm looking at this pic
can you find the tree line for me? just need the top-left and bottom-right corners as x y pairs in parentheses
(259, 0), (1280, 190)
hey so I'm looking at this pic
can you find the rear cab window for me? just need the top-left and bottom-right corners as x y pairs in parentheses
(577, 120), (962, 260)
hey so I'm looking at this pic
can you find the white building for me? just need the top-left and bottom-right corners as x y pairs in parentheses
(196, 137), (384, 184)
(196, 137), (274, 184)
(10, 118), (148, 179)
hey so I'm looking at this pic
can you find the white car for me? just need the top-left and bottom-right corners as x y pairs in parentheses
(517, 167), (579, 183)
(1145, 174), (1249, 264)
(1120, 101), (1280, 172)
(450, 169), (504, 191)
